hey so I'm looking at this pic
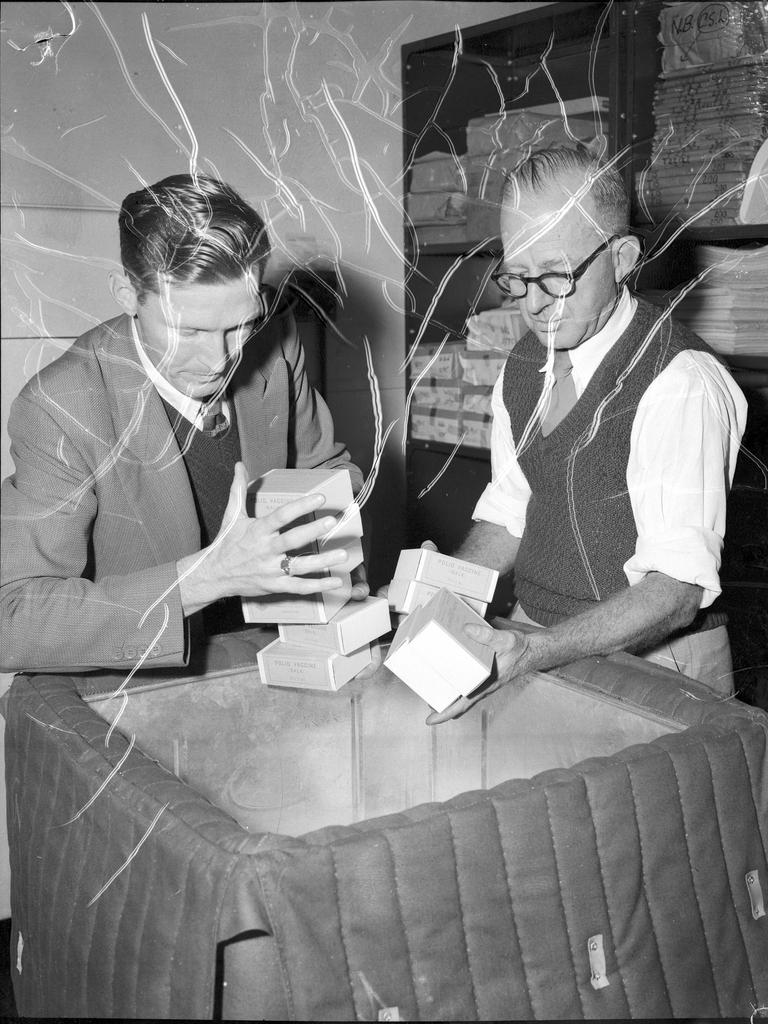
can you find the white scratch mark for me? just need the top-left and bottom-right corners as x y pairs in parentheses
(86, 803), (169, 907)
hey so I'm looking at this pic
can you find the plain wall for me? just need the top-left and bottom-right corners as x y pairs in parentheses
(0, 0), (548, 918)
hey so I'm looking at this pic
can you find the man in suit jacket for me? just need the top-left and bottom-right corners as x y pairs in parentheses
(1, 174), (364, 673)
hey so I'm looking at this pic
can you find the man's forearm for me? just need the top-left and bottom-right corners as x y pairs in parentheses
(517, 571), (702, 678)
(453, 520), (521, 574)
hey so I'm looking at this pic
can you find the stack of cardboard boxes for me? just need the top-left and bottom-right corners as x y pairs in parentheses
(385, 550), (500, 712)
(245, 468), (391, 690)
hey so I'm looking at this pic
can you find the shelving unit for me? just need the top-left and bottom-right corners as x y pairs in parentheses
(400, 0), (767, 694)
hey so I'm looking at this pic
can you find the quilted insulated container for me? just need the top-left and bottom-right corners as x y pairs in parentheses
(4, 629), (768, 1020)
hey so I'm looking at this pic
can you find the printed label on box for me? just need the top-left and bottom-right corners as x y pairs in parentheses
(393, 549), (498, 603)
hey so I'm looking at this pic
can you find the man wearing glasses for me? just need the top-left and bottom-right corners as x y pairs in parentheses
(1, 174), (364, 674)
(428, 145), (747, 725)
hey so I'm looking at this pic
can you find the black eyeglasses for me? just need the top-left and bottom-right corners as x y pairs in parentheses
(491, 235), (620, 299)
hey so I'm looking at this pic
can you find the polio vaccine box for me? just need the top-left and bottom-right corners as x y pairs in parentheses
(392, 549), (498, 604)
(257, 637), (372, 691)
(387, 578), (487, 617)
(242, 572), (352, 625)
(248, 468), (364, 573)
(279, 596), (391, 654)
(384, 588), (494, 713)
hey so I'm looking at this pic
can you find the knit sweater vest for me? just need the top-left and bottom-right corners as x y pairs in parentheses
(502, 297), (719, 626)
(161, 399), (245, 635)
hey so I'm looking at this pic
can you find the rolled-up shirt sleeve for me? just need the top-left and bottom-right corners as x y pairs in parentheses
(472, 371), (531, 538)
(624, 350), (748, 607)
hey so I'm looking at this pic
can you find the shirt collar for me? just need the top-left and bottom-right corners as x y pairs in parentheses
(538, 288), (637, 397)
(130, 316), (230, 429)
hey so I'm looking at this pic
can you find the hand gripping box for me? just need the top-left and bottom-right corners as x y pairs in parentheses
(247, 468), (364, 573)
(257, 637), (372, 691)
(242, 572), (352, 625)
(392, 549), (498, 604)
(387, 578), (487, 617)
(279, 596), (391, 654)
(384, 588), (494, 712)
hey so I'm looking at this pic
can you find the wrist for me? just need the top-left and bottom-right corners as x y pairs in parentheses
(177, 548), (224, 615)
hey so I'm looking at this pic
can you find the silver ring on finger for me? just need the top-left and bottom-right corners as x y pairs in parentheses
(280, 554), (295, 576)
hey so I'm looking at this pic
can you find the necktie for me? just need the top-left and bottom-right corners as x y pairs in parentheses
(198, 401), (229, 437)
(541, 350), (577, 436)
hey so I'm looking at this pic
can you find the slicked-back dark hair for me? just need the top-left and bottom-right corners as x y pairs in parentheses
(503, 145), (629, 235)
(119, 174), (270, 299)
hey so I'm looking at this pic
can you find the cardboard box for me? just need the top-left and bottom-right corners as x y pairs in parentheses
(409, 406), (461, 444)
(384, 588), (493, 712)
(405, 191), (467, 224)
(462, 411), (492, 450)
(258, 637), (372, 691)
(242, 572), (352, 624)
(393, 549), (498, 604)
(279, 596), (392, 654)
(409, 152), (470, 193)
(387, 578), (487, 617)
(248, 468), (363, 573)
(458, 350), (508, 386)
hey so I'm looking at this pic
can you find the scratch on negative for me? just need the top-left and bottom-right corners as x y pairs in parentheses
(54, 734), (136, 827)
(86, 802), (169, 907)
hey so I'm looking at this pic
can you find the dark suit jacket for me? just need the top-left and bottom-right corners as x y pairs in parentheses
(1, 310), (362, 673)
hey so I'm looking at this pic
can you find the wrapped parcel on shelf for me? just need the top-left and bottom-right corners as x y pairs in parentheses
(465, 306), (526, 352)
(666, 243), (768, 355)
(385, 588), (494, 712)
(639, 5), (768, 228)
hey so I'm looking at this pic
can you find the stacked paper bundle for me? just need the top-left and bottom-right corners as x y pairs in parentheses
(639, 3), (768, 228)
(407, 151), (470, 246)
(465, 99), (607, 241)
(666, 243), (768, 355)
(244, 468), (391, 690)
(386, 548), (498, 618)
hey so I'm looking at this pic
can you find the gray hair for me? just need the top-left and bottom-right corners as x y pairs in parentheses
(502, 145), (630, 235)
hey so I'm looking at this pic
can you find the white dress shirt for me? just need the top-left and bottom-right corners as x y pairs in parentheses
(131, 317), (231, 431)
(473, 288), (748, 608)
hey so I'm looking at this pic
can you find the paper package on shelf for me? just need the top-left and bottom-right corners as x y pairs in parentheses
(405, 191), (468, 225)
(407, 341), (463, 380)
(640, 11), (768, 228)
(462, 411), (493, 450)
(466, 107), (602, 157)
(411, 381), (462, 410)
(663, 243), (768, 355)
(458, 350), (508, 386)
(658, 2), (768, 75)
(410, 406), (462, 444)
(409, 151), (470, 193)
(465, 307), (526, 352)
(464, 103), (607, 241)
(413, 223), (469, 247)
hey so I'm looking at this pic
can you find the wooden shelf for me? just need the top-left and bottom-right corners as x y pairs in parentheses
(408, 439), (490, 462)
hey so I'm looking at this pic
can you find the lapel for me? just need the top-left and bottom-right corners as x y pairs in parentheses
(231, 311), (290, 484)
(92, 316), (200, 562)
